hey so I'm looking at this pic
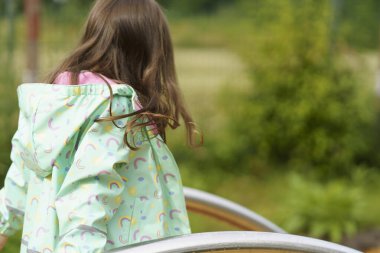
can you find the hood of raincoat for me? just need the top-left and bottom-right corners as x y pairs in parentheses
(16, 83), (137, 178)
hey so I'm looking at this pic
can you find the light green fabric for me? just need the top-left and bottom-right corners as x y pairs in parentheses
(0, 83), (191, 252)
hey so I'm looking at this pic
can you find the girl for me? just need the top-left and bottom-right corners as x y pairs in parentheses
(0, 0), (202, 252)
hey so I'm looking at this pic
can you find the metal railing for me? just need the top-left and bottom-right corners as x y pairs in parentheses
(183, 187), (286, 233)
(108, 187), (361, 253)
(109, 231), (362, 253)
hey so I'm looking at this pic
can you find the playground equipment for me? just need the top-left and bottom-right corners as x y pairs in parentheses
(24, 0), (41, 82)
(183, 186), (286, 233)
(110, 187), (362, 253)
(110, 231), (362, 253)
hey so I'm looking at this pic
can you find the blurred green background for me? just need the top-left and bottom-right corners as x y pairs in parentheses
(1, 0), (380, 252)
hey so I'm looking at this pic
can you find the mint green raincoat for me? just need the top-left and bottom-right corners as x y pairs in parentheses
(0, 83), (191, 252)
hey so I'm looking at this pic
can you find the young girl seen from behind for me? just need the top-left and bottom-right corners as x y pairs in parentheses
(0, 0), (202, 252)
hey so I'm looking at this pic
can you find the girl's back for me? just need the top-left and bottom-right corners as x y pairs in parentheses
(9, 80), (191, 252)
(0, 0), (201, 252)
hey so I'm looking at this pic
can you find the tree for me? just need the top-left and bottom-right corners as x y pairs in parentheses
(157, 0), (232, 15)
(225, 0), (375, 178)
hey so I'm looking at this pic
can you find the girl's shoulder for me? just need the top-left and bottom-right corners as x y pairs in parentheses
(53, 71), (117, 85)
(53, 70), (145, 113)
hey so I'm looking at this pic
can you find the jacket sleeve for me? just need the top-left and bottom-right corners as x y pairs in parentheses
(0, 127), (28, 237)
(54, 108), (130, 252)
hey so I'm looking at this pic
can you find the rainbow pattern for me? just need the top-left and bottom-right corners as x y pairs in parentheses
(80, 230), (95, 240)
(97, 170), (111, 176)
(133, 157), (147, 169)
(36, 226), (49, 237)
(119, 234), (128, 244)
(140, 235), (152, 242)
(85, 143), (97, 151)
(76, 159), (85, 169)
(133, 229), (140, 241)
(109, 181), (123, 190)
(46, 205), (56, 214)
(48, 118), (60, 131)
(106, 137), (120, 147)
(119, 216), (132, 228)
(163, 173), (176, 183)
(157, 212), (166, 222)
(12, 83), (191, 252)
(30, 197), (39, 206)
(42, 247), (53, 253)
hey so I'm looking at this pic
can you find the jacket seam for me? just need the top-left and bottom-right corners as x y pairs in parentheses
(30, 96), (43, 173)
(18, 83), (134, 98)
(57, 224), (107, 242)
(6, 205), (25, 216)
(26, 250), (40, 253)
(127, 198), (137, 244)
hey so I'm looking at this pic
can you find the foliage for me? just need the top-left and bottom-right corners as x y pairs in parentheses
(222, 0), (377, 178)
(0, 66), (19, 185)
(339, 0), (380, 50)
(0, 1), (380, 251)
(1, 231), (21, 252)
(157, 0), (232, 15)
(282, 172), (366, 243)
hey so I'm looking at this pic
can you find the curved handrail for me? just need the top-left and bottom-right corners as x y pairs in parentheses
(184, 187), (286, 233)
(108, 231), (362, 253)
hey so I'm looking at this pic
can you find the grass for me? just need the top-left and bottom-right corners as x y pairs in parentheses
(173, 47), (251, 139)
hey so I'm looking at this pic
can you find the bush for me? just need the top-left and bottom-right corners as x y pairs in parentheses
(0, 65), (19, 186)
(157, 0), (232, 15)
(223, 0), (377, 178)
(282, 172), (366, 243)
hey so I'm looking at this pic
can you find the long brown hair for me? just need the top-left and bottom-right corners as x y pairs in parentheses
(46, 0), (202, 149)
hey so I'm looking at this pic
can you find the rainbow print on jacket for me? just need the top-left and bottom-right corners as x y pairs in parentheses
(0, 83), (191, 253)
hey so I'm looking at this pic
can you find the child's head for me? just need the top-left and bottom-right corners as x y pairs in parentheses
(47, 0), (202, 148)
(49, 0), (172, 87)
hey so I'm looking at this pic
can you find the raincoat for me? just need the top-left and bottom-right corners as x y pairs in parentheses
(0, 82), (191, 252)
